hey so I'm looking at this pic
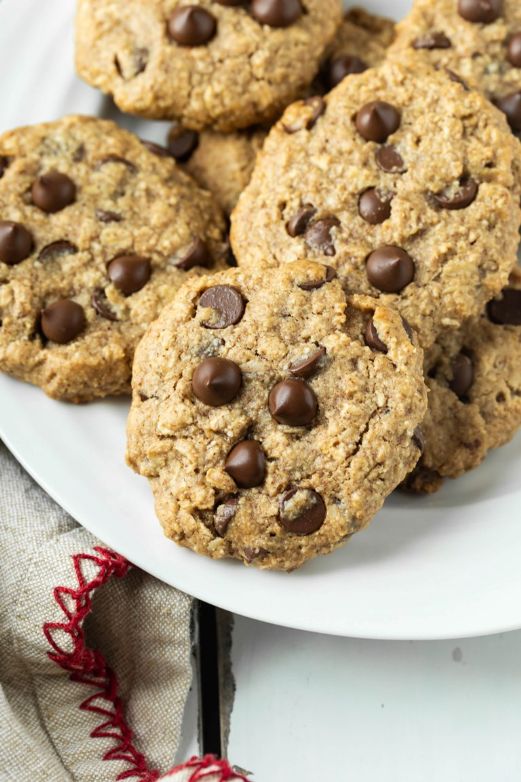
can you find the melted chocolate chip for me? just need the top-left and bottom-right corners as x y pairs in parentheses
(366, 246), (415, 293)
(108, 254), (151, 296)
(199, 285), (246, 328)
(38, 240), (78, 262)
(364, 319), (388, 353)
(412, 31), (452, 49)
(91, 288), (118, 321)
(324, 54), (367, 89)
(297, 264), (337, 290)
(279, 488), (326, 535)
(458, 0), (502, 24)
(507, 33), (521, 67)
(175, 238), (213, 271)
(450, 352), (474, 399)
(40, 299), (86, 344)
(0, 221), (34, 265)
(167, 124), (200, 162)
(286, 205), (317, 237)
(305, 217), (339, 256)
(214, 496), (239, 537)
(495, 91), (521, 131)
(251, 0), (303, 28)
(355, 101), (401, 143)
(225, 440), (266, 488)
(32, 171), (76, 213)
(432, 177), (478, 209)
(487, 287), (521, 324)
(268, 379), (318, 426)
(168, 6), (217, 45)
(96, 209), (123, 223)
(289, 346), (326, 378)
(358, 188), (392, 224)
(283, 96), (325, 134)
(192, 357), (242, 406)
(375, 145), (406, 173)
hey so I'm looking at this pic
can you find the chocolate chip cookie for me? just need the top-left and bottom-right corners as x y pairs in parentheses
(0, 115), (227, 402)
(126, 261), (427, 571)
(75, 0), (342, 131)
(405, 269), (521, 493)
(389, 0), (521, 134)
(231, 60), (521, 348)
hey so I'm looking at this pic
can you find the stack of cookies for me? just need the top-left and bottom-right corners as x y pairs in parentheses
(0, 1), (520, 570)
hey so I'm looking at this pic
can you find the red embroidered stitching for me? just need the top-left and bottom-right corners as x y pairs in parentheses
(167, 755), (249, 781)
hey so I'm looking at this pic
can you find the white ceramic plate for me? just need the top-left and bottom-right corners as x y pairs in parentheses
(1, 0), (520, 641)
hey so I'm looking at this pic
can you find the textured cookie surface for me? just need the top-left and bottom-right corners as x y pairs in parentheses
(127, 261), (427, 571)
(388, 0), (521, 134)
(406, 270), (521, 493)
(0, 116), (227, 402)
(75, 0), (342, 131)
(231, 60), (521, 348)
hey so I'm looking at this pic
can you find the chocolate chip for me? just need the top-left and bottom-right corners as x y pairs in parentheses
(167, 124), (199, 162)
(355, 101), (401, 143)
(412, 31), (452, 49)
(115, 47), (149, 78)
(216, 0), (244, 5)
(283, 96), (326, 134)
(38, 240), (78, 262)
(358, 188), (392, 224)
(286, 205), (317, 237)
(402, 317), (414, 342)
(40, 299), (86, 344)
(95, 154), (137, 172)
(96, 209), (123, 223)
(450, 352), (474, 399)
(432, 177), (478, 209)
(199, 285), (246, 328)
(72, 145), (85, 163)
(279, 488), (326, 535)
(507, 33), (521, 67)
(305, 217), (339, 256)
(0, 221), (34, 265)
(225, 440), (266, 488)
(412, 427), (425, 452)
(289, 346), (326, 378)
(487, 287), (521, 324)
(192, 357), (242, 406)
(366, 246), (415, 293)
(251, 0), (303, 28)
(108, 254), (151, 295)
(445, 69), (470, 89)
(175, 238), (213, 271)
(268, 378), (318, 426)
(142, 140), (172, 158)
(0, 156), (10, 178)
(458, 0), (502, 24)
(494, 91), (521, 131)
(364, 319), (387, 353)
(323, 54), (367, 89)
(91, 288), (118, 321)
(297, 264), (337, 290)
(375, 145), (406, 173)
(31, 171), (76, 213)
(168, 6), (217, 45)
(214, 497), (239, 537)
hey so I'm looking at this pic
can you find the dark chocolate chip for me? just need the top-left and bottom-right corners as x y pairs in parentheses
(324, 54), (367, 89)
(199, 285), (246, 328)
(142, 140), (172, 158)
(268, 378), (318, 426)
(216, 0), (244, 5)
(449, 352), (474, 399)
(507, 32), (521, 67)
(175, 238), (213, 271)
(40, 299), (86, 344)
(192, 357), (242, 406)
(167, 6), (217, 45)
(402, 317), (414, 342)
(298, 264), (337, 290)
(225, 440), (266, 488)
(432, 177), (479, 209)
(95, 155), (137, 172)
(32, 171), (76, 213)
(445, 69), (470, 89)
(487, 287), (521, 324)
(167, 124), (200, 162)
(283, 96), (326, 134)
(251, 0), (303, 28)
(305, 216), (339, 256)
(0, 221), (34, 265)
(279, 488), (326, 535)
(38, 240), (78, 262)
(0, 156), (10, 178)
(355, 101), (401, 143)
(72, 144), (85, 162)
(286, 205), (317, 237)
(358, 188), (392, 224)
(289, 346), (326, 378)
(366, 246), (415, 293)
(458, 0), (502, 24)
(96, 209), (123, 223)
(364, 319), (388, 353)
(412, 31), (452, 49)
(214, 496), (239, 537)
(91, 288), (118, 321)
(412, 427), (425, 452)
(108, 254), (151, 295)
(494, 91), (521, 131)
(375, 145), (406, 173)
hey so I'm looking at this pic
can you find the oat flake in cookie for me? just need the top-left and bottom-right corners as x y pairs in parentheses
(75, 0), (342, 131)
(0, 116), (227, 402)
(231, 60), (521, 348)
(405, 269), (521, 494)
(126, 262), (427, 571)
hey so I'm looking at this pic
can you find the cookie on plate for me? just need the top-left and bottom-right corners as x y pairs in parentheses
(405, 269), (521, 493)
(75, 0), (342, 131)
(388, 0), (521, 133)
(0, 116), (228, 402)
(126, 261), (427, 571)
(231, 60), (521, 348)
